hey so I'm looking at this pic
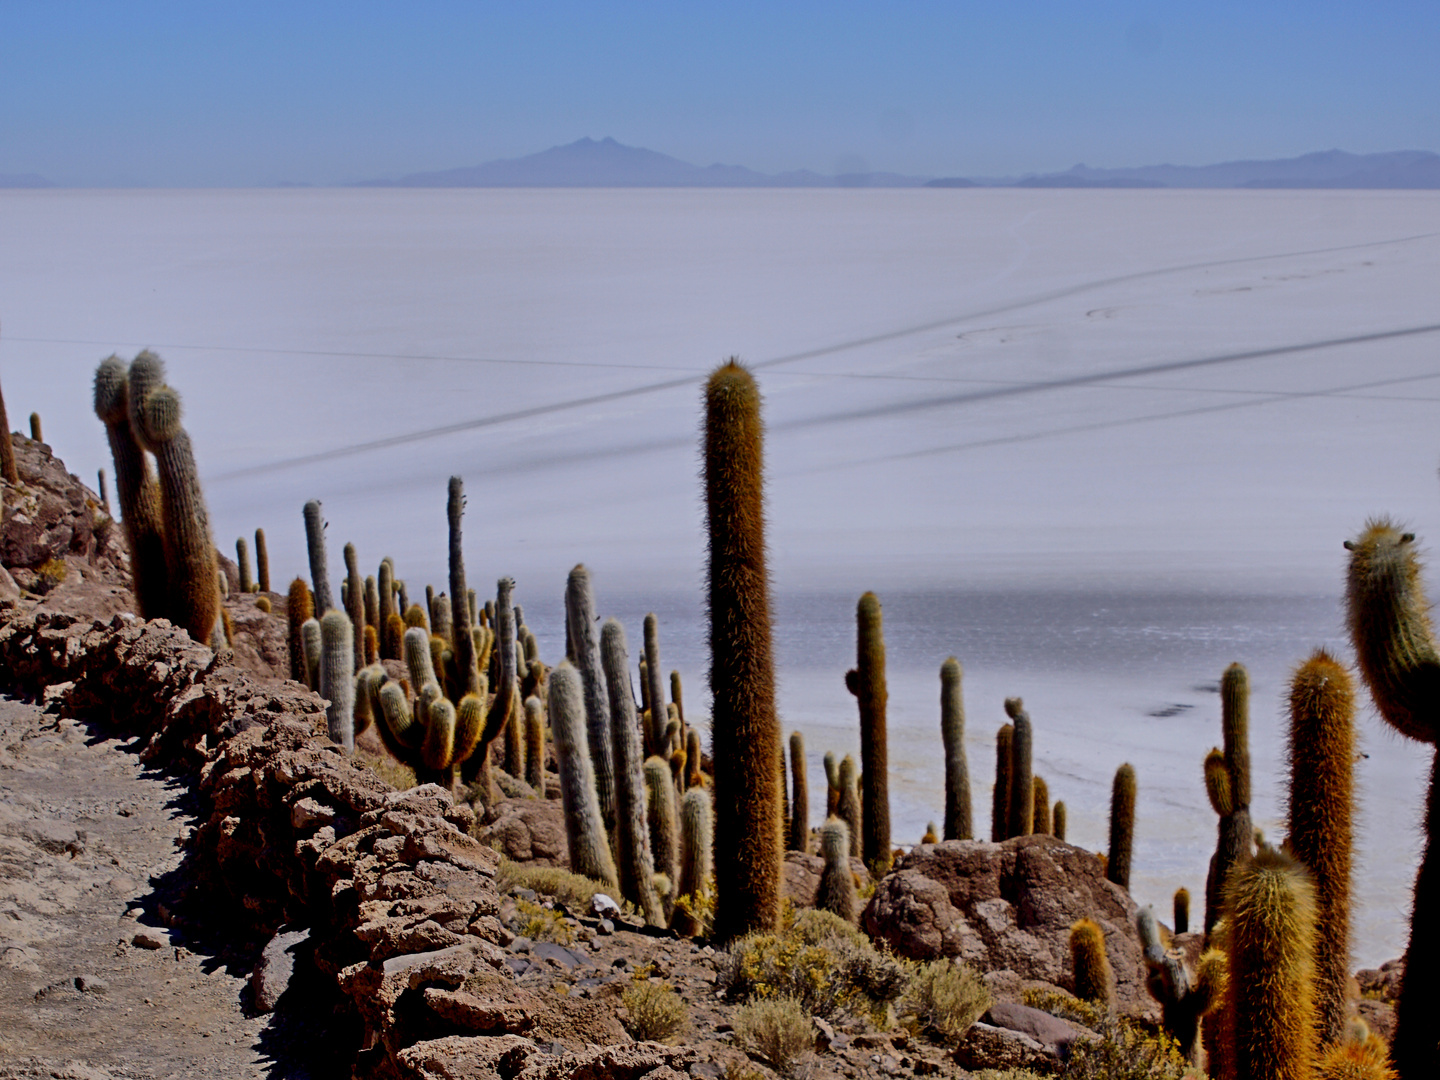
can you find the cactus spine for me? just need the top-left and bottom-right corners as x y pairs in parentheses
(1005, 697), (1034, 840)
(525, 696), (545, 792)
(788, 731), (808, 853)
(548, 662), (618, 888)
(94, 357), (168, 619)
(816, 817), (857, 922)
(343, 542), (365, 669)
(846, 591), (891, 873)
(940, 657), (973, 841)
(643, 613), (669, 755)
(236, 537), (253, 593)
(302, 499), (333, 617)
(1286, 648), (1355, 1048)
(319, 610), (355, 752)
(1032, 775), (1051, 836)
(704, 360), (782, 942)
(254, 527), (270, 593)
(1344, 520), (1440, 1077)
(837, 754), (862, 858)
(992, 723), (1014, 841)
(674, 786), (713, 936)
(446, 477), (480, 696)
(286, 577), (312, 683)
(645, 755), (679, 906)
(1108, 763), (1136, 890)
(1052, 800), (1067, 842)
(1205, 663), (1255, 938)
(1174, 887), (1190, 936)
(600, 617), (663, 926)
(301, 617), (322, 691)
(1225, 846), (1319, 1080)
(1070, 918), (1114, 1010)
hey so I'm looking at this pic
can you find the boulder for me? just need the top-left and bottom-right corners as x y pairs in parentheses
(480, 797), (568, 867)
(782, 849), (870, 911)
(863, 835), (1149, 1014)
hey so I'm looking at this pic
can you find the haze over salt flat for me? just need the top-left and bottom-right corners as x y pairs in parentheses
(4, 186), (1440, 965)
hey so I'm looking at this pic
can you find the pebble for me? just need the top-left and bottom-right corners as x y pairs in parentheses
(132, 930), (168, 950)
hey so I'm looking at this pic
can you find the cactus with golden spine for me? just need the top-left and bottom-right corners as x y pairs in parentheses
(940, 657), (973, 840)
(600, 617), (663, 925)
(421, 695), (456, 772)
(354, 664), (383, 735)
(430, 592), (452, 644)
(363, 624), (378, 665)
(1314, 1036), (1398, 1080)
(1224, 846), (1319, 1080)
(845, 591), (891, 873)
(643, 613), (670, 755)
(1286, 648), (1356, 1048)
(363, 574), (378, 632)
(548, 662), (618, 887)
(404, 626), (439, 693)
(1206, 663), (1255, 937)
(525, 696), (546, 792)
(920, 822), (938, 844)
(341, 542), (364, 669)
(452, 693), (486, 770)
(823, 751), (838, 816)
(992, 722), (1014, 841)
(1052, 800), (1067, 842)
(645, 755), (679, 908)
(404, 604), (428, 631)
(1174, 887), (1190, 936)
(507, 691), (529, 778)
(685, 727), (703, 789)
(1137, 904), (1220, 1065)
(286, 577), (312, 683)
(673, 786), (713, 936)
(319, 610), (355, 751)
(816, 817), (857, 922)
(1108, 763), (1136, 890)
(378, 559), (398, 659)
(704, 360), (782, 942)
(837, 754), (862, 858)
(256, 596), (272, 614)
(1032, 775), (1050, 836)
(787, 731), (808, 852)
(301, 617), (322, 691)
(236, 537), (253, 593)
(1005, 697), (1034, 840)
(1069, 918), (1114, 1010)
(377, 681), (421, 751)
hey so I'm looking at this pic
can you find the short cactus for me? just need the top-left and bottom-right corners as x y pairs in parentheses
(421, 695), (457, 773)
(837, 754), (862, 858)
(319, 610), (355, 752)
(1032, 775), (1051, 836)
(940, 657), (973, 841)
(673, 786), (713, 937)
(846, 591), (891, 874)
(236, 537), (253, 593)
(1108, 763), (1136, 890)
(548, 662), (619, 888)
(1052, 800), (1067, 842)
(28, 412), (40, 442)
(254, 527), (270, 593)
(645, 755), (679, 906)
(286, 577), (312, 684)
(1005, 697), (1034, 840)
(992, 722), (1014, 841)
(788, 731), (808, 853)
(920, 822), (938, 845)
(452, 693), (486, 771)
(815, 817), (857, 922)
(1069, 918), (1114, 1011)
(1174, 887), (1190, 936)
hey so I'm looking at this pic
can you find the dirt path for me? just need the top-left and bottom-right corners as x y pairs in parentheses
(0, 694), (330, 1080)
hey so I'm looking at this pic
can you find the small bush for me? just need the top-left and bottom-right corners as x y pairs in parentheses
(733, 996), (814, 1075)
(514, 897), (573, 944)
(1022, 987), (1107, 1031)
(34, 558), (67, 594)
(790, 908), (864, 946)
(356, 752), (417, 792)
(900, 958), (991, 1045)
(621, 981), (689, 1042)
(496, 859), (615, 909)
(673, 884), (715, 938)
(1061, 1019), (1192, 1080)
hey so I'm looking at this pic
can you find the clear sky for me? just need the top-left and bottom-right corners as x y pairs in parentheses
(2, 1), (1438, 186)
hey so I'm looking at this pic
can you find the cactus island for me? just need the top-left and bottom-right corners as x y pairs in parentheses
(0, 351), (1422, 1078)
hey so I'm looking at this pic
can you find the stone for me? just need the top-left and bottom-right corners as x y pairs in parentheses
(132, 930), (168, 950)
(984, 1001), (1091, 1054)
(590, 893), (621, 918)
(952, 1021), (1058, 1073)
(74, 975), (109, 994)
(533, 941), (586, 969)
(479, 797), (568, 866)
(253, 925), (310, 1013)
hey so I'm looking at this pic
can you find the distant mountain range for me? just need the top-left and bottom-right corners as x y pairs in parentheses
(355, 139), (1440, 190)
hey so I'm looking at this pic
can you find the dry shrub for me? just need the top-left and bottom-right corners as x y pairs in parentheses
(733, 996), (814, 1075)
(356, 752), (417, 792)
(1021, 986), (1107, 1030)
(513, 897), (573, 944)
(621, 981), (689, 1043)
(900, 958), (991, 1045)
(34, 557), (67, 594)
(496, 859), (615, 909)
(1062, 1019), (1193, 1080)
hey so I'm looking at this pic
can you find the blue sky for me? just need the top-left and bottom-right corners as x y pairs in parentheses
(2, 2), (1437, 186)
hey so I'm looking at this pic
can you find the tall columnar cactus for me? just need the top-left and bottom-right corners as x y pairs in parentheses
(566, 564), (617, 831)
(465, 576), (519, 803)
(1032, 775), (1051, 836)
(1108, 763), (1136, 890)
(670, 671), (685, 728)
(1137, 905), (1221, 1066)
(319, 610), (355, 752)
(992, 723), (1014, 841)
(1070, 918), (1114, 1011)
(644, 614), (670, 756)
(447, 477), (480, 696)
(645, 755), (679, 905)
(1052, 801), (1067, 842)
(940, 657), (973, 841)
(525, 697), (546, 792)
(1344, 520), (1440, 1077)
(236, 537), (253, 593)
(1005, 698), (1034, 840)
(302, 500), (333, 616)
(452, 693), (486, 774)
(600, 617), (663, 926)
(685, 727), (703, 790)
(846, 591), (890, 873)
(837, 754), (862, 858)
(286, 577), (312, 683)
(1174, 888), (1191, 936)
(98, 468), (110, 515)
(674, 786), (713, 937)
(816, 817), (857, 923)
(93, 356), (168, 619)
(255, 527), (270, 593)
(788, 731), (809, 853)
(823, 751), (839, 816)
(1206, 662), (1255, 937)
(0, 360), (16, 485)
(301, 617), (322, 691)
(133, 379), (221, 646)
(704, 360), (782, 942)
(548, 661), (619, 888)
(378, 558), (398, 659)
(507, 694), (530, 779)
(421, 695), (457, 774)
(1225, 846), (1319, 1080)
(28, 412), (41, 442)
(343, 542), (365, 669)
(430, 592), (453, 645)
(1287, 648), (1356, 1048)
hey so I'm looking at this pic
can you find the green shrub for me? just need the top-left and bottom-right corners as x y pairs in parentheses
(621, 981), (689, 1042)
(900, 958), (991, 1045)
(514, 897), (573, 944)
(733, 996), (814, 1075)
(34, 558), (67, 594)
(1061, 1019), (1194, 1079)
(1022, 986), (1107, 1031)
(496, 858), (615, 909)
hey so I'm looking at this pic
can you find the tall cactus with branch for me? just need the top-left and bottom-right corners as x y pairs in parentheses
(1205, 663), (1254, 937)
(303, 499), (333, 616)
(566, 564), (616, 838)
(846, 591), (891, 874)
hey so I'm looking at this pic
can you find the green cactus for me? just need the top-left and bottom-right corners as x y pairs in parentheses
(421, 695), (457, 773)
(1070, 918), (1114, 1011)
(447, 477), (480, 697)
(823, 751), (838, 817)
(673, 786), (713, 936)
(645, 755), (679, 909)
(302, 500), (333, 617)
(940, 657), (973, 841)
(992, 723), (1014, 842)
(0, 365), (16, 485)
(1205, 663), (1255, 937)
(377, 680), (422, 751)
(1137, 904), (1220, 1066)
(1108, 763), (1136, 890)
(565, 565), (616, 835)
(254, 527), (270, 593)
(548, 662), (619, 888)
(286, 577), (312, 684)
(319, 610), (355, 752)
(343, 542), (365, 669)
(815, 817), (857, 923)
(1032, 775), (1051, 836)
(1052, 800), (1067, 842)
(670, 670), (685, 729)
(643, 613), (670, 756)
(685, 727), (702, 790)
(837, 753), (862, 858)
(378, 558), (398, 659)
(1287, 648), (1356, 1048)
(452, 692), (486, 772)
(236, 537), (253, 593)
(525, 694), (546, 792)
(430, 592), (453, 645)
(301, 617), (322, 691)
(1005, 697), (1034, 840)
(404, 625), (440, 693)
(788, 731), (808, 853)
(1225, 846), (1319, 1080)
(28, 412), (40, 442)
(1174, 887), (1190, 936)
(845, 591), (891, 874)
(600, 617), (663, 926)
(704, 360), (783, 942)
(468, 576), (519, 802)
(507, 692), (530, 779)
